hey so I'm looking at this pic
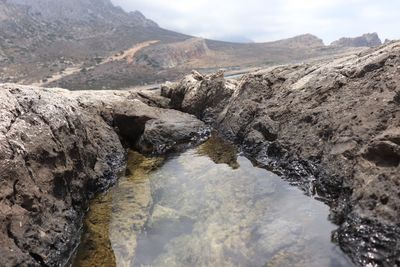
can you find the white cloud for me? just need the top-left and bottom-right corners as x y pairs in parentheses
(111, 0), (400, 43)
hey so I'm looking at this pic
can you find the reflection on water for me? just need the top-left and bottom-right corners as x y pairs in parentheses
(196, 135), (239, 169)
(72, 151), (164, 267)
(73, 136), (353, 267)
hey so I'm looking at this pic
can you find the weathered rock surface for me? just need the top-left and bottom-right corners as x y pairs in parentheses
(0, 84), (207, 266)
(164, 70), (238, 123)
(162, 41), (400, 266)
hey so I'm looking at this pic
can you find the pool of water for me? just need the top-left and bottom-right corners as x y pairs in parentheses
(72, 136), (353, 267)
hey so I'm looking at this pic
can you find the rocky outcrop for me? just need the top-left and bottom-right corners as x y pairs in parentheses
(162, 70), (238, 123)
(331, 33), (382, 48)
(0, 84), (207, 266)
(162, 42), (400, 266)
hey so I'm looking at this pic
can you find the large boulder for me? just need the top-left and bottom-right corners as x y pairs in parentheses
(161, 70), (237, 123)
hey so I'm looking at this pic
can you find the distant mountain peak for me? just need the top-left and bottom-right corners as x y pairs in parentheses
(330, 33), (382, 48)
(272, 33), (324, 47)
(290, 34), (324, 43)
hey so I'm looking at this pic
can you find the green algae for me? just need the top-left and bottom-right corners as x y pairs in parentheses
(196, 134), (239, 169)
(72, 150), (164, 267)
(71, 192), (116, 267)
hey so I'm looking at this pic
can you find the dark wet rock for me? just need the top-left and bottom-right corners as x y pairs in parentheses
(162, 42), (400, 266)
(0, 84), (207, 266)
(334, 214), (400, 267)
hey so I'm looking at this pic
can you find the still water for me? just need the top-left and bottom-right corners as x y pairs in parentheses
(72, 136), (353, 267)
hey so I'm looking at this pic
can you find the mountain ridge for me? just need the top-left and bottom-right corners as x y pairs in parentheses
(331, 32), (382, 47)
(0, 0), (386, 89)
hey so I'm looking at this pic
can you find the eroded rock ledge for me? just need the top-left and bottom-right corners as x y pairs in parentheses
(162, 42), (400, 266)
(0, 85), (208, 266)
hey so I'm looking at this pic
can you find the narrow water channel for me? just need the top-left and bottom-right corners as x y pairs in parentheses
(72, 136), (353, 267)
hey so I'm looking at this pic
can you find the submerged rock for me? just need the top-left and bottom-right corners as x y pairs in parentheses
(161, 42), (400, 266)
(0, 84), (207, 266)
(72, 150), (165, 267)
(131, 144), (351, 267)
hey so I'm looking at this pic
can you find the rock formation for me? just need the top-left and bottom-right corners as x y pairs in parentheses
(0, 84), (208, 266)
(162, 41), (400, 266)
(331, 33), (382, 48)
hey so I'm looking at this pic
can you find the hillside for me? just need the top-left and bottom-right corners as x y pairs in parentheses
(0, 0), (383, 90)
(46, 34), (369, 90)
(0, 0), (189, 84)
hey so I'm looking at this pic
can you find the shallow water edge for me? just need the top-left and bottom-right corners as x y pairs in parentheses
(71, 135), (354, 267)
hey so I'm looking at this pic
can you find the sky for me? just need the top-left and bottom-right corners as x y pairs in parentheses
(111, 0), (399, 44)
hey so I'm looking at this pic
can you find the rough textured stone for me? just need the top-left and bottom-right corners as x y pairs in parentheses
(162, 41), (400, 266)
(0, 84), (207, 266)
(166, 70), (238, 123)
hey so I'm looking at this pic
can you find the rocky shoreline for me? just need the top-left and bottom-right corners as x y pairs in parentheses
(161, 42), (400, 266)
(0, 41), (399, 266)
(0, 85), (208, 266)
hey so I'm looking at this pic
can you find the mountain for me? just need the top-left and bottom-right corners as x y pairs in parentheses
(331, 33), (382, 47)
(0, 0), (189, 83)
(6, 0), (156, 26)
(0, 0), (380, 90)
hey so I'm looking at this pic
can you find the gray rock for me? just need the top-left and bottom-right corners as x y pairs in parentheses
(0, 84), (207, 266)
(162, 70), (237, 123)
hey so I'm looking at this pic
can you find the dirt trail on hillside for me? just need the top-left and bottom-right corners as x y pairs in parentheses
(33, 40), (160, 87)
